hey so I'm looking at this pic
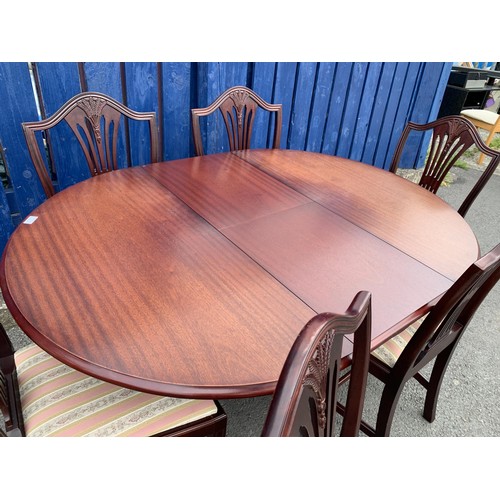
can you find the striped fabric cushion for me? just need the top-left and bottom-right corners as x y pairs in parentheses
(371, 316), (426, 368)
(14, 344), (218, 437)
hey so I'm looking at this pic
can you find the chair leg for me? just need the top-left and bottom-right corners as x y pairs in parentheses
(422, 342), (457, 423)
(374, 382), (406, 437)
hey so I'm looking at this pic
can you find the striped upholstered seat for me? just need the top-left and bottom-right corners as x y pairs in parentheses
(14, 344), (219, 437)
(371, 316), (426, 368)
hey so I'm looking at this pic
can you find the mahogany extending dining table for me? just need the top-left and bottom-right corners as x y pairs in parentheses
(0, 149), (479, 399)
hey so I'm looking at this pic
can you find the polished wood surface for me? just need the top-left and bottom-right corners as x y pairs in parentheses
(234, 149), (479, 280)
(0, 150), (479, 398)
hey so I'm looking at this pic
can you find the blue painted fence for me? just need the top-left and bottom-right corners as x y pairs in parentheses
(0, 62), (451, 252)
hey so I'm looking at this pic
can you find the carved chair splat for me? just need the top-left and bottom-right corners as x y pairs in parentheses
(262, 291), (372, 437)
(22, 92), (159, 198)
(191, 86), (282, 156)
(389, 115), (500, 217)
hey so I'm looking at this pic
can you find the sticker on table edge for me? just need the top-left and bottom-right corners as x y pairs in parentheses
(23, 216), (38, 225)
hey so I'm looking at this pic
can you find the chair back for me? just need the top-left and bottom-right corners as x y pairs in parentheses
(262, 291), (371, 437)
(22, 92), (159, 198)
(191, 86), (282, 156)
(389, 115), (500, 217)
(391, 244), (500, 383)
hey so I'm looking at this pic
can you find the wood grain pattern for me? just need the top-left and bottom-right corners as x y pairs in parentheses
(0, 150), (479, 399)
(222, 202), (454, 349)
(235, 149), (479, 279)
(145, 153), (309, 229)
(1, 167), (317, 398)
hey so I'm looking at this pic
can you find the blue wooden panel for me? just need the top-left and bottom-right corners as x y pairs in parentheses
(161, 62), (193, 160)
(273, 63), (298, 148)
(288, 62), (317, 151)
(350, 62), (383, 161)
(322, 63), (353, 155)
(413, 62), (452, 167)
(337, 62), (369, 158)
(202, 62), (224, 155)
(84, 62), (123, 100)
(36, 62), (89, 191)
(0, 63), (46, 217)
(306, 62), (336, 152)
(361, 62), (398, 165)
(195, 62), (209, 155)
(124, 62), (159, 166)
(0, 183), (14, 252)
(401, 63), (448, 168)
(375, 63), (422, 169)
(84, 62), (127, 168)
(251, 62), (277, 149)
(216, 63), (249, 89)
(409, 63), (449, 124)
(428, 62), (453, 119)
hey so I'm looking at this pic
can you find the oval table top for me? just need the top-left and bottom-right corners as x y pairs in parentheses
(0, 150), (479, 398)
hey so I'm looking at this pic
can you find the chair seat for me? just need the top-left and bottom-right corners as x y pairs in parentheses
(371, 316), (426, 368)
(14, 344), (218, 437)
(460, 109), (500, 125)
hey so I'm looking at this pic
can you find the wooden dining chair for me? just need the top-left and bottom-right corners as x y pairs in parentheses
(22, 91), (159, 199)
(460, 109), (500, 166)
(0, 325), (226, 437)
(389, 115), (500, 217)
(191, 86), (282, 156)
(357, 243), (500, 437)
(261, 291), (371, 437)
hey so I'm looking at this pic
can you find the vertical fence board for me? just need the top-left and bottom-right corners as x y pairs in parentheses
(201, 61), (221, 155)
(35, 62), (90, 191)
(337, 62), (369, 158)
(306, 62), (336, 152)
(288, 62), (317, 151)
(322, 62), (353, 155)
(84, 62), (123, 100)
(402, 63), (451, 167)
(375, 62), (423, 169)
(427, 63), (453, 120)
(350, 62), (383, 161)
(195, 62), (209, 155)
(0, 62), (46, 218)
(162, 62), (193, 160)
(218, 63), (249, 89)
(251, 62), (277, 149)
(273, 63), (298, 148)
(400, 63), (450, 168)
(409, 63), (450, 124)
(361, 62), (398, 165)
(0, 185), (13, 251)
(124, 62), (159, 166)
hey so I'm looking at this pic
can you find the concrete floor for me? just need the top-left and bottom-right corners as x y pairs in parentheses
(1, 162), (499, 437)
